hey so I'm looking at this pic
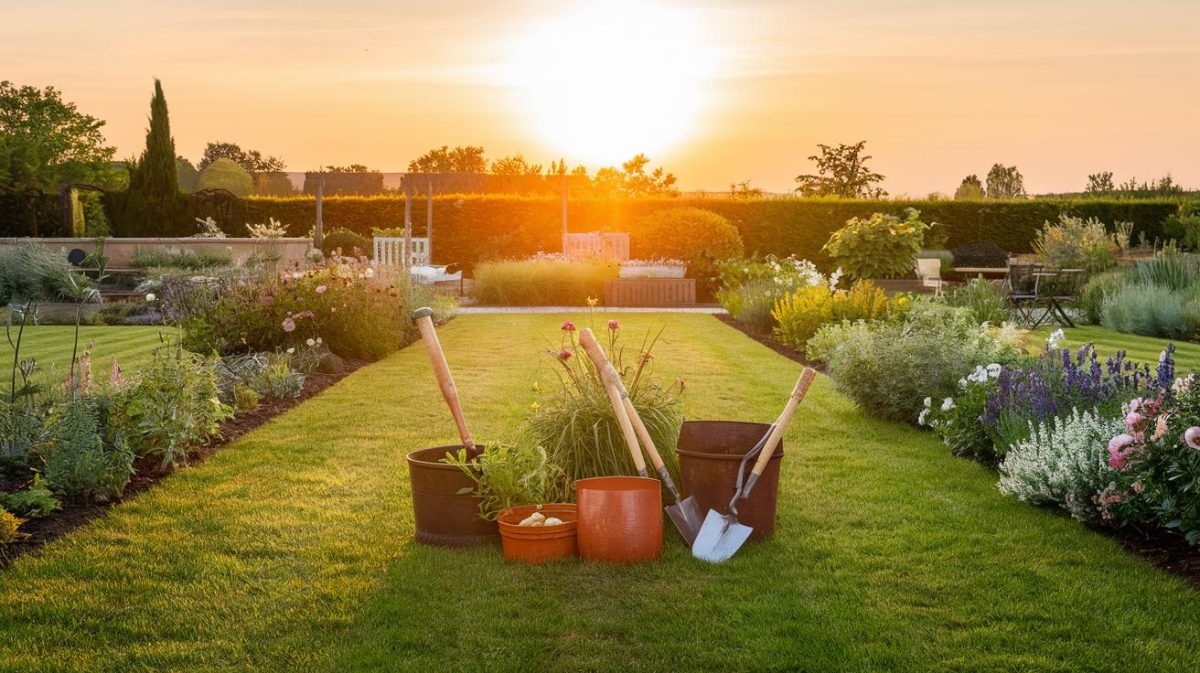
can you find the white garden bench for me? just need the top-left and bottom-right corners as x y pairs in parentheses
(563, 233), (630, 261)
(372, 236), (461, 284)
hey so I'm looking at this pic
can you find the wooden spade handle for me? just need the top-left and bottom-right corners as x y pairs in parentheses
(579, 328), (647, 476)
(413, 308), (473, 449)
(749, 367), (816, 480)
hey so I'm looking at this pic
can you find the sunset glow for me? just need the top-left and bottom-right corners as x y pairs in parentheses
(502, 1), (719, 165)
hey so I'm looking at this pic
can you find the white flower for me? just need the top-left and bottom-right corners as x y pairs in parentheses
(287, 347), (295, 354)
(829, 268), (843, 290)
(959, 378), (968, 389)
(306, 338), (316, 347)
(364, 267), (375, 279)
(941, 397), (956, 411)
(316, 337), (323, 344)
(923, 397), (932, 408)
(918, 408), (931, 426)
(145, 293), (156, 302)
(1046, 328), (1065, 350)
(987, 363), (1002, 378)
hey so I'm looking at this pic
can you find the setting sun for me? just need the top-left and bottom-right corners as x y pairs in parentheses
(501, 1), (720, 166)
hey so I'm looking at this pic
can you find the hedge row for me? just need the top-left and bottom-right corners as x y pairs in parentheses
(238, 196), (1180, 270)
(0, 192), (63, 237)
(2, 192), (1184, 272)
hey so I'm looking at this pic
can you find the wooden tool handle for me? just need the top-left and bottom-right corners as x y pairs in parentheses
(749, 367), (816, 479)
(413, 308), (473, 449)
(579, 328), (647, 476)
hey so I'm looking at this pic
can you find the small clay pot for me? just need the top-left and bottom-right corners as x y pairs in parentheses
(576, 476), (662, 564)
(497, 504), (578, 564)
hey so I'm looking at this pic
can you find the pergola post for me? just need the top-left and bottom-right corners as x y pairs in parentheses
(403, 178), (412, 269)
(426, 178), (433, 265)
(314, 174), (324, 251)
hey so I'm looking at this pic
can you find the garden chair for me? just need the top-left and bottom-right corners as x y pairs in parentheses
(1037, 268), (1084, 328)
(914, 258), (944, 294)
(1004, 263), (1046, 327)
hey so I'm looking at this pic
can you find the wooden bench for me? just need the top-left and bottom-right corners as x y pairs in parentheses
(603, 278), (696, 307)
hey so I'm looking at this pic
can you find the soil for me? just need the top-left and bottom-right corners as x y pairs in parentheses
(711, 313), (1200, 591)
(0, 359), (365, 569)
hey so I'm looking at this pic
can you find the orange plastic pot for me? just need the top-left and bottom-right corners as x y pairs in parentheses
(497, 504), (578, 564)
(575, 476), (662, 564)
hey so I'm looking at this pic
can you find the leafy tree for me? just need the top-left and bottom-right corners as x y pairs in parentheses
(954, 174), (984, 200)
(198, 141), (285, 173)
(794, 141), (886, 198)
(1085, 171), (1114, 195)
(491, 154), (543, 176)
(407, 145), (487, 173)
(320, 164), (376, 173)
(0, 81), (115, 192)
(123, 79), (184, 235)
(622, 154), (677, 196)
(176, 156), (200, 192)
(729, 180), (763, 199)
(590, 166), (626, 198)
(1115, 174), (1184, 197)
(198, 158), (252, 196)
(985, 163), (1025, 199)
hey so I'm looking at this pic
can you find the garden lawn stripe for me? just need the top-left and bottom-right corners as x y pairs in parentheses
(0, 315), (1197, 672)
(1029, 325), (1200, 372)
(1, 325), (167, 382)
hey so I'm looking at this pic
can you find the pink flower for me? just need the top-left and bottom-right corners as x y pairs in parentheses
(561, 320), (576, 332)
(1185, 427), (1200, 450)
(282, 317), (296, 333)
(608, 319), (620, 331)
(1124, 411), (1147, 435)
(1107, 433), (1136, 471)
(557, 348), (572, 361)
(316, 285), (328, 294)
(1151, 414), (1170, 441)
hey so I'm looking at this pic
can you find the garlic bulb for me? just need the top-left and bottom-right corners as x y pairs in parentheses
(518, 512), (546, 527)
(543, 517), (564, 526)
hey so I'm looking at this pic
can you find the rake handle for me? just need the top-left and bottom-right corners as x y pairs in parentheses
(414, 308), (473, 450)
(579, 328), (647, 476)
(745, 367), (816, 490)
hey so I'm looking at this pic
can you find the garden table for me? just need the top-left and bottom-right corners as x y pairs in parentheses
(1033, 268), (1083, 328)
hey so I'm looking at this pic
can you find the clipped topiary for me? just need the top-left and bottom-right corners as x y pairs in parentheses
(198, 158), (253, 197)
(322, 228), (372, 258)
(633, 207), (743, 298)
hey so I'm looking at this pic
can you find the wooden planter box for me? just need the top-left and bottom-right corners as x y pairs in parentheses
(603, 278), (696, 307)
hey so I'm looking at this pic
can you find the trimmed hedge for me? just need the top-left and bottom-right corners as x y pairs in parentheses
(0, 191), (64, 237)
(4, 192), (1185, 273)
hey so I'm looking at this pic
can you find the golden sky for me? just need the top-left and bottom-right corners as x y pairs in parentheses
(3, 0), (1198, 194)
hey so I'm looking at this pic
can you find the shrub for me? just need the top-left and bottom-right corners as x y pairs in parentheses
(198, 158), (253, 197)
(233, 385), (260, 413)
(716, 256), (834, 332)
(175, 256), (413, 360)
(1032, 214), (1120, 272)
(41, 397), (135, 501)
(632, 207), (743, 297)
(1078, 270), (1126, 325)
(0, 507), (21, 544)
(823, 300), (1023, 423)
(772, 280), (897, 354)
(0, 476), (60, 518)
(111, 347), (231, 468)
(129, 246), (233, 270)
(822, 208), (929, 279)
(473, 255), (617, 306)
(527, 321), (683, 488)
(443, 443), (567, 520)
(1162, 203), (1200, 250)
(322, 228), (371, 258)
(944, 277), (1008, 325)
(1100, 284), (1200, 340)
(1128, 252), (1200, 292)
(997, 409), (1124, 524)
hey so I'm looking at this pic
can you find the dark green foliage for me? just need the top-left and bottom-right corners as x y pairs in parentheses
(945, 278), (1009, 324)
(1163, 202), (1200, 250)
(176, 156), (200, 192)
(1078, 270), (1126, 324)
(302, 168), (384, 195)
(0, 191), (62, 236)
(0, 475), (60, 517)
(121, 80), (184, 236)
(321, 228), (371, 258)
(0, 81), (116, 193)
(951, 241), (1009, 268)
(40, 397), (134, 501)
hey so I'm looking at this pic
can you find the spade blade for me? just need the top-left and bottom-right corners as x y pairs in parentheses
(666, 495), (705, 546)
(691, 509), (754, 563)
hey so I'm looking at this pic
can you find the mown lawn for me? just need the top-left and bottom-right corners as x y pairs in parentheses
(1, 324), (167, 384)
(1, 314), (1198, 672)
(1030, 324), (1200, 372)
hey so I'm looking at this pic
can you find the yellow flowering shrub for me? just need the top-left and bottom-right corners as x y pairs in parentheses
(772, 280), (903, 353)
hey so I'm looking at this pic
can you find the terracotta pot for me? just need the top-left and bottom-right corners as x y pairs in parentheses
(575, 476), (662, 564)
(406, 445), (499, 548)
(675, 420), (783, 542)
(497, 504), (578, 564)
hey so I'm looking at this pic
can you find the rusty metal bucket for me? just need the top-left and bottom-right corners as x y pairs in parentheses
(675, 421), (783, 542)
(406, 445), (499, 548)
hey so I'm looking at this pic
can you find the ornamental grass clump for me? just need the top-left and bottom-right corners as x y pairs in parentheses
(526, 319), (683, 493)
(473, 255), (617, 306)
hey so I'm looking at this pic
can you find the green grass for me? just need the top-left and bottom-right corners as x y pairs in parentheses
(1030, 324), (1200, 372)
(1, 314), (1198, 672)
(1, 325), (169, 386)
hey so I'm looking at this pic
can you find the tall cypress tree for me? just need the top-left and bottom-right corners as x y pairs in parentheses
(123, 79), (183, 235)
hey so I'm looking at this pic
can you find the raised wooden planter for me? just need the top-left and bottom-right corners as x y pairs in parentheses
(603, 278), (696, 307)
